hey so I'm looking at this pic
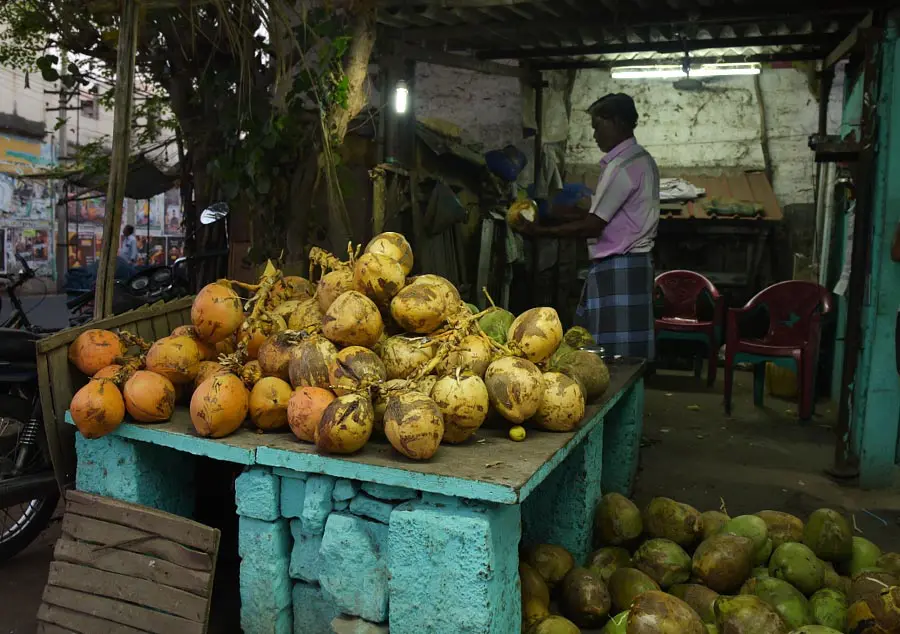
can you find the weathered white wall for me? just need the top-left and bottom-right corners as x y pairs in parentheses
(567, 67), (836, 207)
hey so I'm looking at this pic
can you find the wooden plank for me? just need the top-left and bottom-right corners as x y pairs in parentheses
(37, 353), (71, 489)
(47, 561), (206, 622)
(38, 603), (150, 634)
(151, 314), (171, 340)
(166, 309), (186, 332)
(66, 491), (218, 553)
(387, 41), (539, 82)
(134, 317), (156, 344)
(36, 297), (194, 353)
(47, 347), (79, 487)
(825, 11), (872, 68)
(54, 537), (211, 596)
(36, 623), (78, 634)
(42, 585), (204, 634)
(62, 514), (213, 572)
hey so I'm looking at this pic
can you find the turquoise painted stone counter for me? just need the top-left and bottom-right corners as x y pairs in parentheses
(69, 360), (645, 634)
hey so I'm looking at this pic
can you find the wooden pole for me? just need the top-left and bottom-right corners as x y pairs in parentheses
(93, 0), (139, 319)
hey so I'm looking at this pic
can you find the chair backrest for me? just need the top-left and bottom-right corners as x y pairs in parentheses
(654, 270), (720, 320)
(744, 281), (833, 345)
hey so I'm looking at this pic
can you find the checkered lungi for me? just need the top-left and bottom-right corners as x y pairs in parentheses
(574, 253), (655, 360)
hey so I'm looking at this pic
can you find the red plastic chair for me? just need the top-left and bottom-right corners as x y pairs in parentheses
(654, 271), (725, 386)
(724, 281), (833, 420)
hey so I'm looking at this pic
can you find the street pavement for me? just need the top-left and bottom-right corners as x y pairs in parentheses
(0, 294), (71, 330)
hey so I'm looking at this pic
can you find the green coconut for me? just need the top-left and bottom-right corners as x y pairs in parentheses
(756, 510), (805, 549)
(559, 567), (611, 628)
(821, 560), (851, 595)
(809, 588), (848, 631)
(770, 542), (825, 596)
(627, 591), (706, 634)
(478, 308), (515, 344)
(802, 509), (853, 563)
(548, 342), (575, 368)
(525, 615), (581, 634)
(670, 584), (720, 623)
(749, 577), (814, 629)
(714, 594), (790, 634)
(633, 538), (692, 589)
(465, 302), (479, 314)
(563, 326), (595, 348)
(752, 565), (772, 580)
(608, 567), (660, 614)
(845, 536), (882, 577)
(692, 534), (755, 594)
(786, 626), (843, 634)
(522, 544), (575, 589)
(721, 515), (771, 565)
(594, 493), (643, 547)
(586, 547), (632, 583)
(701, 510), (730, 541)
(600, 610), (629, 634)
(643, 497), (703, 548)
(553, 350), (611, 401)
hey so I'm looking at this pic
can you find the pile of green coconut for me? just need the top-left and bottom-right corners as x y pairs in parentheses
(520, 494), (900, 633)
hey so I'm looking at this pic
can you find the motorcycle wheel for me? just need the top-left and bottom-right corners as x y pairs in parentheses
(0, 395), (59, 562)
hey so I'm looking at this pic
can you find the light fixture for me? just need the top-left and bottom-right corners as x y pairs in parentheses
(392, 80), (409, 114)
(611, 62), (761, 80)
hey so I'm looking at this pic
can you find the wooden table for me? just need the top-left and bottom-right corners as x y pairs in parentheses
(70, 360), (646, 634)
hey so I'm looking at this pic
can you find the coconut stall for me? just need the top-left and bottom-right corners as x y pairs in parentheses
(38, 231), (646, 634)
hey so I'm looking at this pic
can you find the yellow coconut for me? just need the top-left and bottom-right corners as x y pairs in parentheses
(70, 378), (126, 439)
(190, 374), (249, 438)
(271, 276), (315, 304)
(328, 346), (387, 396)
(390, 282), (447, 334)
(507, 199), (537, 229)
(409, 274), (462, 314)
(484, 356), (545, 423)
(123, 370), (176, 423)
(430, 373), (490, 444)
(249, 376), (292, 431)
(532, 372), (585, 432)
(288, 298), (324, 332)
(316, 268), (354, 313)
(365, 231), (414, 275)
(288, 387), (336, 443)
(380, 335), (436, 380)
(68, 329), (127, 377)
(289, 337), (338, 389)
(257, 332), (299, 381)
(171, 325), (218, 361)
(322, 291), (384, 349)
(353, 252), (406, 308)
(315, 393), (374, 454)
(195, 360), (228, 389)
(191, 282), (244, 343)
(507, 307), (564, 363)
(145, 335), (202, 385)
(439, 334), (493, 377)
(384, 391), (444, 460)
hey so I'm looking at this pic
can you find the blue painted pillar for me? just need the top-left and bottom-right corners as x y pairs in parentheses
(74, 433), (194, 516)
(853, 23), (900, 488)
(388, 496), (521, 634)
(602, 379), (645, 497)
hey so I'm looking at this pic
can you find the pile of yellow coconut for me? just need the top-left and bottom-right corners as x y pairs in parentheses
(67, 232), (610, 461)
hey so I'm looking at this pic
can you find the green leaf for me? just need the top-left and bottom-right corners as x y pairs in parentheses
(40, 66), (59, 82)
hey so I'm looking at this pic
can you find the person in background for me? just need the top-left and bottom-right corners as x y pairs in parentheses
(512, 92), (660, 359)
(118, 224), (138, 265)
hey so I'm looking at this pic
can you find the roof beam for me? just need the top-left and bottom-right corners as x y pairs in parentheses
(479, 33), (838, 59)
(377, 0), (537, 7)
(532, 50), (824, 71)
(824, 12), (873, 68)
(384, 41), (541, 83)
(389, 3), (871, 43)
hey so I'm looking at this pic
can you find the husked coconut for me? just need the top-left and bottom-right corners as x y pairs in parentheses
(430, 373), (490, 443)
(384, 391), (444, 460)
(316, 393), (374, 454)
(532, 372), (585, 432)
(507, 307), (564, 363)
(322, 291), (384, 348)
(390, 282), (447, 334)
(484, 356), (545, 423)
(316, 268), (354, 313)
(289, 337), (338, 389)
(380, 335), (436, 380)
(328, 346), (387, 395)
(353, 252), (406, 307)
(365, 231), (414, 275)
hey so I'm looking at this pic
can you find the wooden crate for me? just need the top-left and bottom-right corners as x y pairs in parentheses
(36, 297), (194, 491)
(38, 490), (220, 634)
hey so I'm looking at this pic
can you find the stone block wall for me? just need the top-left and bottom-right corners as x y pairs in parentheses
(234, 468), (520, 634)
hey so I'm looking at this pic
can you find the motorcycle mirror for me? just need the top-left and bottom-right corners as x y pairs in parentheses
(200, 202), (229, 225)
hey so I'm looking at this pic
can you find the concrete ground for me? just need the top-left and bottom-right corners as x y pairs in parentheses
(2, 368), (899, 632)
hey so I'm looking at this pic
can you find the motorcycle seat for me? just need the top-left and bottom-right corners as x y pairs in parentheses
(0, 328), (43, 363)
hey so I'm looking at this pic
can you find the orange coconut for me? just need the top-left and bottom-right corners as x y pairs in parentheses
(249, 377), (293, 431)
(195, 360), (228, 389)
(92, 364), (123, 382)
(190, 374), (249, 438)
(70, 378), (126, 439)
(191, 282), (244, 343)
(288, 387), (336, 442)
(171, 325), (217, 360)
(68, 329), (126, 377)
(145, 335), (202, 385)
(123, 370), (176, 423)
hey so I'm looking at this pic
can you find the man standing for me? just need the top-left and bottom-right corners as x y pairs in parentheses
(118, 224), (138, 265)
(513, 93), (660, 359)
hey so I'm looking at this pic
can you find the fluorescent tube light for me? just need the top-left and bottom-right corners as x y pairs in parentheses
(611, 63), (761, 80)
